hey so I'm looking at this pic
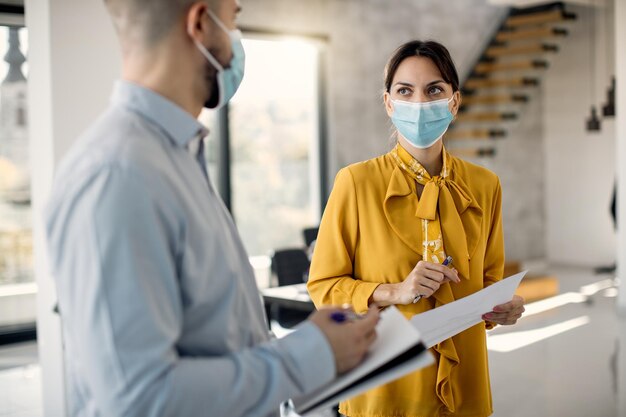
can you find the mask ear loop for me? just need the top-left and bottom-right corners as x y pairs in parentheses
(448, 94), (458, 121)
(188, 10), (226, 109)
(207, 10), (231, 34)
(188, 10), (225, 72)
(193, 39), (224, 72)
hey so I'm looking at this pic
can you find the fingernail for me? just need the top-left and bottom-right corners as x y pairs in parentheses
(483, 313), (492, 319)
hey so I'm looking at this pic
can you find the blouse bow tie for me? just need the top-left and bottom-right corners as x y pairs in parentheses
(387, 144), (485, 412)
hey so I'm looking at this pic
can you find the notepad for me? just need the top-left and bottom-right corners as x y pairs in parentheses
(292, 306), (433, 415)
(410, 271), (527, 348)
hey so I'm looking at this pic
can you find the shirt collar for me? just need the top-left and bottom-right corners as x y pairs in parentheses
(394, 142), (450, 180)
(111, 80), (208, 148)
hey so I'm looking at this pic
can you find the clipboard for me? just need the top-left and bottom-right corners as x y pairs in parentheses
(292, 306), (434, 415)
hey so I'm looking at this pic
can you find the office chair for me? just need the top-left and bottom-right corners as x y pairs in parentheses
(270, 248), (311, 328)
(302, 227), (319, 248)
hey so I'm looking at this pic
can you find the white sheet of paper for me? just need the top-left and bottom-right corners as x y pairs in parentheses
(410, 271), (527, 348)
(293, 306), (434, 415)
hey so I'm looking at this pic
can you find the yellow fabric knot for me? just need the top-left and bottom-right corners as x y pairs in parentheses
(415, 177), (444, 220)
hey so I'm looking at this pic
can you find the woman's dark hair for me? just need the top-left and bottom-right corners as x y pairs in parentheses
(384, 40), (460, 93)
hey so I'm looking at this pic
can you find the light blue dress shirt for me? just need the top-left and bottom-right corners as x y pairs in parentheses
(45, 80), (335, 417)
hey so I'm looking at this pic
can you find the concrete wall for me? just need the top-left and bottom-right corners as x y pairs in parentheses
(237, 0), (566, 262)
(239, 0), (506, 174)
(543, 4), (616, 266)
(473, 78), (546, 262)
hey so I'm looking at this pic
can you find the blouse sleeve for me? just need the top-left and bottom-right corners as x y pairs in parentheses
(307, 168), (380, 313)
(483, 178), (505, 329)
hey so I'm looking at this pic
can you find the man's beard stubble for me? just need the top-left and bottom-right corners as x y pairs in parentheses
(203, 62), (220, 109)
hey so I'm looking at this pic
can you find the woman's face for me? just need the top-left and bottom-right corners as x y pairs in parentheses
(383, 56), (461, 118)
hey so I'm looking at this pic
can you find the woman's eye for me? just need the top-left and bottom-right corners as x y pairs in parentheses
(428, 86), (443, 95)
(397, 87), (411, 96)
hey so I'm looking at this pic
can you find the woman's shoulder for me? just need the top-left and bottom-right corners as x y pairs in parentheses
(333, 153), (397, 193)
(449, 154), (500, 188)
(341, 153), (395, 181)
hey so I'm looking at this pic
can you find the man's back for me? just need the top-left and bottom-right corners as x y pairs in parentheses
(45, 81), (334, 416)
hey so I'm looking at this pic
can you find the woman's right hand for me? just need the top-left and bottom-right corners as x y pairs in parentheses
(371, 261), (460, 306)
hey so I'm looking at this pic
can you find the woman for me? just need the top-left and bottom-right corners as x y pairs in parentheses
(307, 40), (525, 417)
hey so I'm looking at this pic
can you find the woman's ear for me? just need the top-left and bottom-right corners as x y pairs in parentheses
(383, 91), (394, 118)
(450, 90), (462, 117)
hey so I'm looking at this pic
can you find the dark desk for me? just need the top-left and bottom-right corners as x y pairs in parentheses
(261, 283), (315, 312)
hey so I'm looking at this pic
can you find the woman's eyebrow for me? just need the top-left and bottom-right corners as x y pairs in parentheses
(393, 81), (414, 88)
(426, 79), (446, 87)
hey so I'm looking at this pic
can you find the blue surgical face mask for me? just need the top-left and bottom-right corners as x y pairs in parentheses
(390, 97), (454, 149)
(192, 11), (245, 109)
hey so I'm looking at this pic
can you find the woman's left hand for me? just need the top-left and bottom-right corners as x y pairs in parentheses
(482, 295), (525, 325)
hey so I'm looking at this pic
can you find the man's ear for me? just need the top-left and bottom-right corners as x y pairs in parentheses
(383, 91), (394, 118)
(186, 2), (211, 43)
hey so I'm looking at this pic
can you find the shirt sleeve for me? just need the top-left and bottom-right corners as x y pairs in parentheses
(307, 168), (380, 313)
(46, 166), (335, 417)
(482, 178), (505, 330)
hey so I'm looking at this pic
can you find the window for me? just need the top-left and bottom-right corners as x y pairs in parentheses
(230, 38), (322, 255)
(0, 22), (36, 338)
(204, 35), (327, 287)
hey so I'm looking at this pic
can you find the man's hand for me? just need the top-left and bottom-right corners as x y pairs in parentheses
(483, 295), (525, 325)
(309, 305), (380, 374)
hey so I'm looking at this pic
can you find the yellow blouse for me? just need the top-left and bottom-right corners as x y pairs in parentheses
(307, 145), (504, 417)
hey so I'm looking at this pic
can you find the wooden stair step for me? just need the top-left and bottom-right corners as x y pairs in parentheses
(464, 77), (539, 90)
(461, 94), (529, 106)
(449, 147), (496, 158)
(456, 112), (517, 123)
(486, 43), (559, 58)
(475, 59), (548, 74)
(505, 9), (576, 28)
(516, 274), (559, 302)
(445, 129), (507, 140)
(496, 27), (568, 42)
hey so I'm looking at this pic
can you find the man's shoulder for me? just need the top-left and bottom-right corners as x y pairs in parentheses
(58, 106), (168, 182)
(48, 107), (172, 214)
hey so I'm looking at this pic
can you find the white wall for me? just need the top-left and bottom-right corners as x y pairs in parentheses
(615, 0), (626, 316)
(543, 4), (616, 266)
(25, 0), (120, 415)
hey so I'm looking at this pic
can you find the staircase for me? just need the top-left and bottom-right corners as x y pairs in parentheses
(446, 2), (578, 157)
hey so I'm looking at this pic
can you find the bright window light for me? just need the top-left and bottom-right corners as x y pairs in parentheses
(487, 316), (590, 353)
(519, 277), (618, 319)
(522, 292), (587, 317)
(579, 278), (615, 296)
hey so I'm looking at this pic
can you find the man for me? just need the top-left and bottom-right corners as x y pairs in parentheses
(45, 0), (379, 416)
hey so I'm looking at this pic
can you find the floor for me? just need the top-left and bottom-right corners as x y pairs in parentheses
(489, 265), (625, 417)
(0, 343), (40, 417)
(1, 265), (625, 417)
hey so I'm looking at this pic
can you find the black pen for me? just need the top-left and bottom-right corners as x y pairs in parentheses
(330, 311), (363, 323)
(413, 256), (453, 304)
